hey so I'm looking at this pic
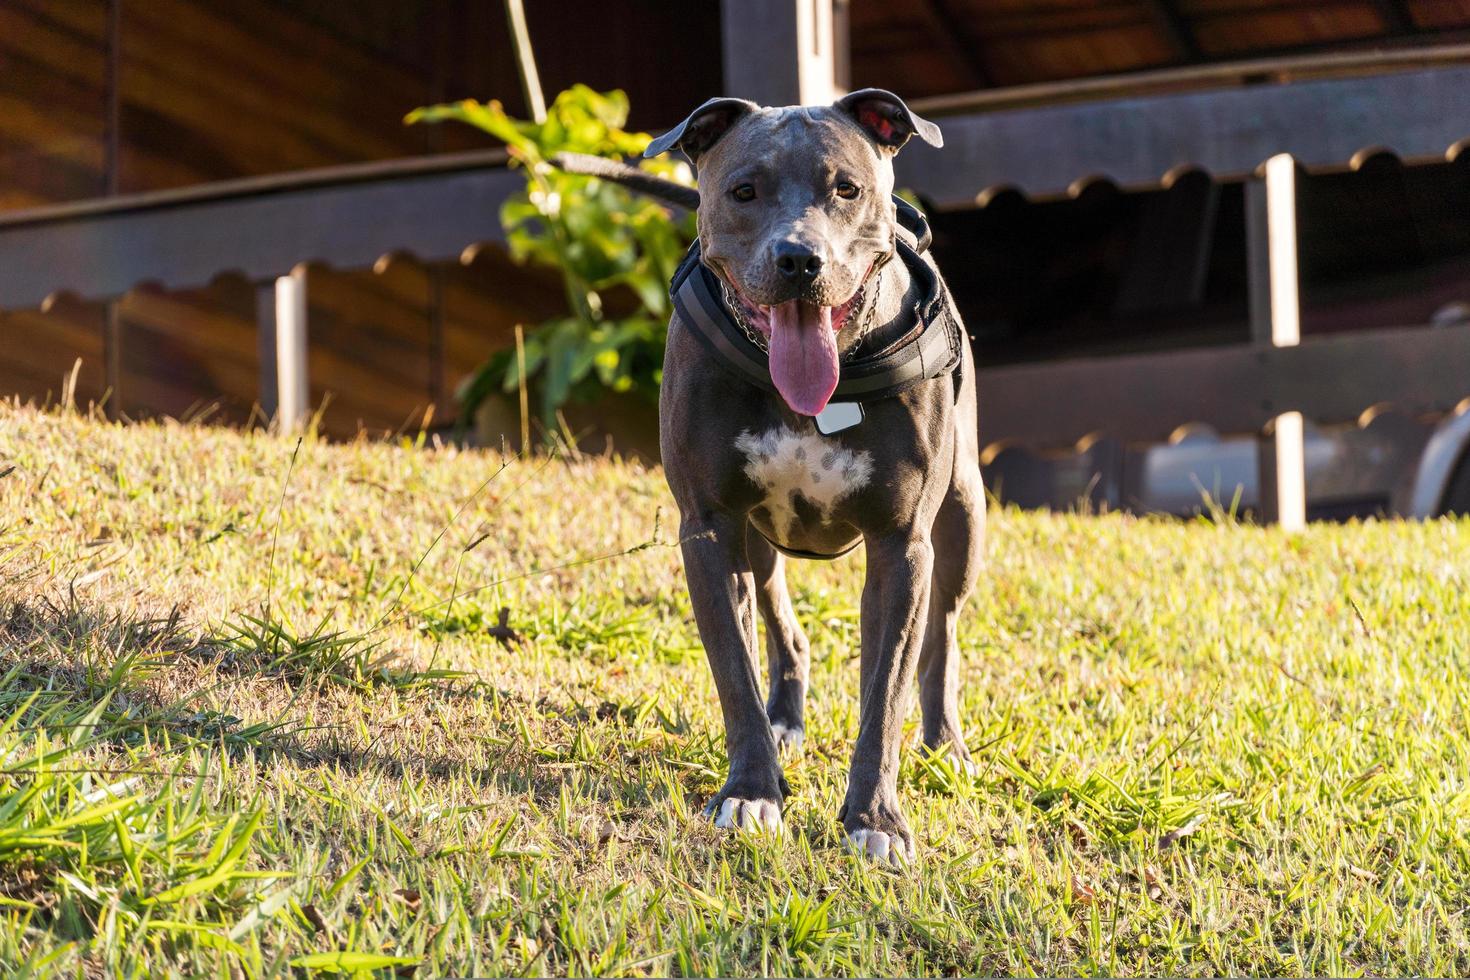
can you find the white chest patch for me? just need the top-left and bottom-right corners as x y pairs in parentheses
(734, 426), (874, 540)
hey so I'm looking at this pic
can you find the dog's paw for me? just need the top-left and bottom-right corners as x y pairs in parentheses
(707, 796), (783, 834)
(770, 721), (805, 757)
(844, 827), (915, 866)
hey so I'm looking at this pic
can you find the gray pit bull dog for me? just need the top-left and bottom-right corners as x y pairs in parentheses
(643, 89), (984, 866)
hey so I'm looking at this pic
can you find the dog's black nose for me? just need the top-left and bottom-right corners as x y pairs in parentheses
(773, 241), (824, 283)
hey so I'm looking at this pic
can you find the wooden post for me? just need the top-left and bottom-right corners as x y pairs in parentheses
(103, 299), (122, 419)
(832, 0), (851, 94)
(1246, 153), (1307, 530)
(103, 0), (120, 196)
(254, 282), (278, 422)
(722, 0), (841, 105)
(272, 268), (309, 432)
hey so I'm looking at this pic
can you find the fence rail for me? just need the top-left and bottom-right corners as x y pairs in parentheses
(3, 61), (1470, 519)
(0, 149), (518, 311)
(977, 322), (1470, 451)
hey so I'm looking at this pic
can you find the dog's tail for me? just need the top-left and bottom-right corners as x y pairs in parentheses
(552, 152), (700, 211)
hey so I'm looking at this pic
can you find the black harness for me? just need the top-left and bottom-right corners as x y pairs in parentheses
(670, 199), (964, 562)
(669, 197), (964, 404)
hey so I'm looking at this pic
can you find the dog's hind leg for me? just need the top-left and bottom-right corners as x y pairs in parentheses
(747, 524), (810, 756)
(917, 462), (985, 772)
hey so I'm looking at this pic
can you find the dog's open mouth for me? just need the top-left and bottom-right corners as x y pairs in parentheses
(728, 278), (867, 417)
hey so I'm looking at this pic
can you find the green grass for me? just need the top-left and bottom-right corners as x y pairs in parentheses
(1, 401), (1469, 976)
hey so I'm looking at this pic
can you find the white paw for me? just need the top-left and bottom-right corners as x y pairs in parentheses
(845, 828), (914, 866)
(770, 722), (805, 756)
(710, 797), (783, 834)
(958, 756), (979, 778)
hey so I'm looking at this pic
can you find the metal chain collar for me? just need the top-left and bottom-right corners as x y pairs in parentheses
(718, 276), (880, 359)
(718, 278), (770, 352)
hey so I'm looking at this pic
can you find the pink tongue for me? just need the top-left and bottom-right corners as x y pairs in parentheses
(768, 300), (839, 416)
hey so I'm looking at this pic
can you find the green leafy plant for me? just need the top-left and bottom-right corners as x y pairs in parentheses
(407, 86), (695, 434)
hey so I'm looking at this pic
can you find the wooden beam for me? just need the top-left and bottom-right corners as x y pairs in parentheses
(428, 265), (446, 413)
(974, 322), (1470, 452)
(721, 0), (838, 105)
(0, 148), (509, 230)
(104, 0), (120, 196)
(0, 152), (519, 310)
(1247, 154), (1306, 529)
(1144, 0), (1202, 62)
(1370, 0), (1417, 35)
(103, 300), (122, 419)
(907, 43), (1470, 118)
(832, 0), (851, 92)
(273, 268), (309, 432)
(1115, 171), (1219, 315)
(912, 0), (992, 88)
(254, 282), (278, 421)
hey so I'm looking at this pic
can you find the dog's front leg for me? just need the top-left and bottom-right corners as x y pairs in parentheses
(841, 529), (934, 864)
(680, 510), (787, 832)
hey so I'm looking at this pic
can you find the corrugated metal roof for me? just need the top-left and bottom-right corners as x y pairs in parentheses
(895, 51), (1470, 206)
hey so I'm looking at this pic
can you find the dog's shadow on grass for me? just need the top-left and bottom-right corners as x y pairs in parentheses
(0, 592), (239, 739)
(0, 590), (659, 803)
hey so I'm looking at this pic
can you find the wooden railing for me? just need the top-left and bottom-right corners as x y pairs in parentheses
(977, 322), (1470, 452)
(896, 51), (1470, 208)
(4, 57), (1470, 520)
(0, 149), (517, 422)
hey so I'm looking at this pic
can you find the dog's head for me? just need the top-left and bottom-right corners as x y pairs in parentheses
(647, 90), (942, 416)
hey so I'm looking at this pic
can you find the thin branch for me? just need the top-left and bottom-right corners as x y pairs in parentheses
(504, 0), (546, 123)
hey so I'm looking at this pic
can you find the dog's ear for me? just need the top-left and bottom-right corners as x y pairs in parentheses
(644, 97), (759, 165)
(834, 89), (942, 152)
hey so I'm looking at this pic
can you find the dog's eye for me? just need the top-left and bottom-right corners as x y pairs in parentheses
(835, 181), (860, 200)
(731, 183), (756, 202)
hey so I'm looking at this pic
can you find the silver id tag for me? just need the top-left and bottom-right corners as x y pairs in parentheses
(815, 401), (864, 435)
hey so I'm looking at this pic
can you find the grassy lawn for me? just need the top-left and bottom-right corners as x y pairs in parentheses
(1, 402), (1468, 976)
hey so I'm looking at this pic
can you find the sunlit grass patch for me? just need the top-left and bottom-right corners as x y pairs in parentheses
(0, 682), (285, 972)
(1, 402), (1469, 975)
